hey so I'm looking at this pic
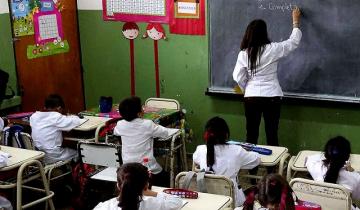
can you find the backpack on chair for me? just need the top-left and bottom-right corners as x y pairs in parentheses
(0, 69), (15, 105)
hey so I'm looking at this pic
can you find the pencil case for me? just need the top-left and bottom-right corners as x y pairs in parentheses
(163, 188), (198, 199)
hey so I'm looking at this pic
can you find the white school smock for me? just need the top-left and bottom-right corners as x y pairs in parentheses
(0, 118), (4, 131)
(93, 192), (183, 210)
(233, 28), (302, 97)
(113, 118), (178, 174)
(30, 111), (82, 164)
(193, 144), (261, 207)
(306, 154), (360, 201)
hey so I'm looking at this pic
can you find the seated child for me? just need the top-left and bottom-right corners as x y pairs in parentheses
(94, 162), (182, 210)
(114, 96), (178, 187)
(239, 173), (296, 210)
(193, 116), (261, 207)
(306, 136), (360, 203)
(30, 94), (85, 164)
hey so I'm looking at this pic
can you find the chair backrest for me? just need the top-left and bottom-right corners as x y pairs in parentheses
(290, 178), (352, 210)
(78, 141), (122, 167)
(145, 98), (180, 110)
(20, 132), (35, 150)
(175, 171), (235, 208)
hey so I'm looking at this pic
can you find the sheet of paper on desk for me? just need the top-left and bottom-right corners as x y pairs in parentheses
(182, 200), (188, 207)
(78, 118), (89, 126)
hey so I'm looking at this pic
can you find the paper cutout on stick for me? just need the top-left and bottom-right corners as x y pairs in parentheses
(143, 23), (166, 41)
(122, 22), (139, 96)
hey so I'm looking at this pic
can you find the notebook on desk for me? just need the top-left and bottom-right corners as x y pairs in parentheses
(74, 116), (110, 131)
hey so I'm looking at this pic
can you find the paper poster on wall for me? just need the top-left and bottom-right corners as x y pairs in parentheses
(10, 0), (35, 37)
(174, 0), (199, 18)
(26, 0), (69, 59)
(103, 0), (170, 23)
(169, 0), (205, 35)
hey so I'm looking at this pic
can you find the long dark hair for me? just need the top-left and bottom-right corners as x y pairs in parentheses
(240, 19), (271, 75)
(323, 136), (351, 183)
(258, 174), (295, 210)
(204, 117), (230, 171)
(117, 163), (150, 210)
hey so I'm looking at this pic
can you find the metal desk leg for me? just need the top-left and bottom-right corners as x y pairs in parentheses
(181, 131), (188, 171)
(286, 156), (296, 182)
(278, 152), (290, 176)
(16, 160), (55, 210)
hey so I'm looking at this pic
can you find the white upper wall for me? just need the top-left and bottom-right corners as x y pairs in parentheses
(0, 0), (9, 14)
(77, 0), (103, 10)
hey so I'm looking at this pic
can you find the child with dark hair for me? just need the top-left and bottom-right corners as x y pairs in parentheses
(306, 136), (360, 202)
(94, 163), (182, 210)
(30, 94), (86, 164)
(114, 96), (178, 187)
(239, 174), (295, 210)
(193, 116), (260, 207)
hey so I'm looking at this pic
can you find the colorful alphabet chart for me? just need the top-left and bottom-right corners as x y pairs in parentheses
(103, 0), (170, 23)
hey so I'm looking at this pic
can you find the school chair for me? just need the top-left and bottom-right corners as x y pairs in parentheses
(145, 97), (180, 110)
(175, 171), (235, 209)
(20, 133), (72, 191)
(77, 141), (122, 182)
(145, 97), (188, 179)
(290, 178), (352, 210)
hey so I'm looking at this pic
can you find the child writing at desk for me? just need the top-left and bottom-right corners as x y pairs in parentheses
(30, 94), (85, 164)
(94, 163), (182, 210)
(306, 136), (360, 209)
(114, 96), (178, 187)
(193, 116), (260, 207)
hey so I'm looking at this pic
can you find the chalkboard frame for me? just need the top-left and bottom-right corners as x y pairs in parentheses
(207, 0), (360, 104)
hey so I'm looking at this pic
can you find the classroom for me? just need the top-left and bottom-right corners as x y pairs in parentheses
(1, 0), (360, 209)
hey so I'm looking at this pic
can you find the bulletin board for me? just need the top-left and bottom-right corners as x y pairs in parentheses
(102, 0), (170, 23)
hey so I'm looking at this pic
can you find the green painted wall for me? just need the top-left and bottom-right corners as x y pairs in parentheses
(0, 13), (17, 92)
(79, 11), (360, 154)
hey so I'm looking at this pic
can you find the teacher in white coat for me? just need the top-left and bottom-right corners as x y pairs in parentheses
(233, 7), (302, 147)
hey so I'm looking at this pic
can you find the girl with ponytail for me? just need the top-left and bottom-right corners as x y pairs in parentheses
(94, 163), (182, 210)
(306, 136), (360, 202)
(193, 116), (261, 207)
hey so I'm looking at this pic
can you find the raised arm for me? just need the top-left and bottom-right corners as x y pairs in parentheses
(266, 7), (302, 63)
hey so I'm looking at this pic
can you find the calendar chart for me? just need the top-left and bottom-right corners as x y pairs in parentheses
(103, 0), (170, 23)
(38, 14), (59, 40)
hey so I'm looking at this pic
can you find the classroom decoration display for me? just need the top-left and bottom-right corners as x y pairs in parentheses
(10, 0), (35, 37)
(122, 22), (140, 96)
(143, 23), (166, 97)
(26, 0), (69, 59)
(169, 0), (205, 35)
(103, 0), (170, 23)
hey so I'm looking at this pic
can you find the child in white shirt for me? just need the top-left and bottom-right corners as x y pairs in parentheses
(94, 162), (182, 210)
(193, 116), (260, 207)
(30, 94), (84, 164)
(114, 96), (178, 187)
(306, 136), (360, 206)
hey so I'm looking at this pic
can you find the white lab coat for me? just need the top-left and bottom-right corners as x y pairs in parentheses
(93, 192), (183, 210)
(113, 118), (178, 174)
(233, 28), (302, 97)
(0, 118), (4, 132)
(306, 154), (360, 201)
(193, 144), (261, 207)
(30, 111), (82, 164)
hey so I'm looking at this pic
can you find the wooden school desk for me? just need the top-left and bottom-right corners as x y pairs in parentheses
(287, 150), (360, 181)
(153, 186), (232, 210)
(237, 144), (289, 179)
(0, 146), (55, 210)
(63, 116), (110, 142)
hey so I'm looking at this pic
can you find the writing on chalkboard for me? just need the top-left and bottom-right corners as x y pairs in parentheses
(257, 0), (297, 12)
